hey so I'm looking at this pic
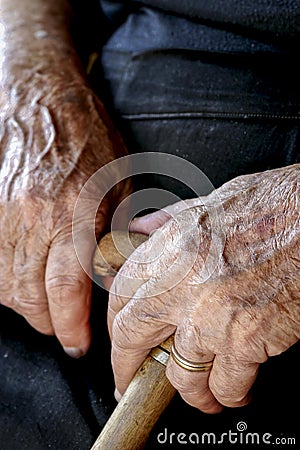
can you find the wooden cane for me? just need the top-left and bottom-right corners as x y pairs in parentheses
(91, 231), (176, 450)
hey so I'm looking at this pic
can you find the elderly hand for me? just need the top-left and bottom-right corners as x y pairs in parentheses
(108, 165), (300, 413)
(0, 0), (131, 356)
(0, 76), (130, 357)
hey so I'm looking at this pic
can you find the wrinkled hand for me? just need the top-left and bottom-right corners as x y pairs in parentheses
(108, 165), (300, 413)
(0, 79), (130, 356)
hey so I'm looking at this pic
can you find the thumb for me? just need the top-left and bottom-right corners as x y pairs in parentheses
(129, 198), (204, 235)
(129, 210), (171, 235)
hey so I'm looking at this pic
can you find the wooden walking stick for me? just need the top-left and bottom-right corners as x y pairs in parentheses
(91, 231), (176, 450)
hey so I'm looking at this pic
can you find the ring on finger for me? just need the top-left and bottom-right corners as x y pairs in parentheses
(171, 345), (214, 372)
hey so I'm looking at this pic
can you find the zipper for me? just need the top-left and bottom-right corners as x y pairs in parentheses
(122, 111), (300, 121)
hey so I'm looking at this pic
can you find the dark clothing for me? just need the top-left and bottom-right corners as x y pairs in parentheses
(98, 0), (300, 193)
(1, 1), (300, 449)
(101, 0), (300, 45)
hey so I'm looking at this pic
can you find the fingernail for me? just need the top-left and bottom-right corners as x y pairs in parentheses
(63, 347), (86, 359)
(114, 388), (122, 402)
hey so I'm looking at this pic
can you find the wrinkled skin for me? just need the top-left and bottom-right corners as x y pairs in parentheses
(109, 165), (300, 413)
(0, 82), (130, 355)
(0, 0), (130, 356)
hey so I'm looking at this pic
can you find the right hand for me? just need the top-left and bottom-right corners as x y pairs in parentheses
(108, 165), (300, 412)
(0, 75), (131, 357)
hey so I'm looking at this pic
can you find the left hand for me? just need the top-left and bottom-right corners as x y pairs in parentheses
(108, 165), (300, 413)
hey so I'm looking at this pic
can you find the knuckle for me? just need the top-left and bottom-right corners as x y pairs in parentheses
(210, 380), (247, 407)
(213, 393), (246, 408)
(12, 296), (45, 313)
(165, 365), (190, 392)
(209, 377), (231, 400)
(46, 275), (85, 302)
(0, 284), (13, 307)
(112, 313), (136, 348)
(212, 391), (235, 406)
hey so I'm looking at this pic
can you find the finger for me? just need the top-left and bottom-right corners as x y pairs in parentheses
(107, 252), (165, 335)
(108, 244), (182, 338)
(209, 354), (258, 407)
(129, 198), (202, 235)
(108, 274), (149, 336)
(129, 210), (171, 234)
(10, 234), (54, 335)
(46, 231), (92, 357)
(108, 214), (197, 331)
(166, 327), (222, 414)
(111, 291), (176, 394)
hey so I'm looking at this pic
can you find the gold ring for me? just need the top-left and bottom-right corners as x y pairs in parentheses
(171, 345), (214, 372)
